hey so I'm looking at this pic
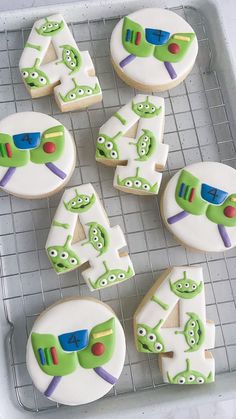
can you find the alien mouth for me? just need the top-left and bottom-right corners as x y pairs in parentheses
(28, 82), (37, 87)
(97, 147), (106, 157)
(74, 203), (88, 209)
(55, 262), (67, 269)
(138, 340), (151, 352)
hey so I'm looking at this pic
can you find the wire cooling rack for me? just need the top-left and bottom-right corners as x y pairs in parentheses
(0, 4), (236, 413)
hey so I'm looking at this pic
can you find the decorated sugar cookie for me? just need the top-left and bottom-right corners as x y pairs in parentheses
(134, 267), (215, 384)
(0, 112), (75, 198)
(96, 94), (168, 196)
(46, 183), (134, 290)
(110, 8), (198, 91)
(19, 14), (102, 112)
(161, 162), (236, 252)
(26, 297), (126, 405)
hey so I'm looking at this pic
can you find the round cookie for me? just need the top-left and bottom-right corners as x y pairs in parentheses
(26, 297), (126, 406)
(110, 8), (198, 91)
(0, 112), (76, 198)
(161, 162), (236, 252)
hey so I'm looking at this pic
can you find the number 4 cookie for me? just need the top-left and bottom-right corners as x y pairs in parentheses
(46, 183), (134, 290)
(134, 267), (215, 384)
(19, 14), (102, 112)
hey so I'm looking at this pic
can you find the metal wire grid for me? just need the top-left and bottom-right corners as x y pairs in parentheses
(0, 4), (235, 413)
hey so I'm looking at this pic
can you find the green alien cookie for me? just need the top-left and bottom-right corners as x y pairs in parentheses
(35, 17), (64, 36)
(175, 312), (205, 352)
(167, 358), (213, 384)
(96, 132), (122, 160)
(47, 235), (80, 273)
(132, 96), (162, 118)
(21, 58), (50, 89)
(59, 78), (101, 102)
(169, 271), (203, 299)
(136, 320), (165, 353)
(64, 190), (96, 213)
(129, 129), (156, 161)
(57, 44), (82, 75)
(89, 261), (134, 289)
(117, 167), (158, 193)
(82, 222), (109, 256)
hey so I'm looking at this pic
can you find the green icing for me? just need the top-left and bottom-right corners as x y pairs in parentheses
(59, 78), (100, 102)
(30, 125), (64, 164)
(175, 312), (205, 352)
(83, 222), (109, 256)
(47, 235), (80, 273)
(64, 190), (95, 213)
(136, 320), (165, 353)
(25, 42), (42, 51)
(132, 97), (162, 118)
(169, 271), (203, 299)
(52, 220), (69, 229)
(114, 112), (127, 125)
(96, 132), (122, 160)
(21, 58), (50, 89)
(89, 261), (134, 289)
(78, 318), (115, 368)
(176, 169), (208, 215)
(206, 194), (236, 227)
(129, 129), (156, 161)
(36, 17), (64, 36)
(122, 16), (154, 57)
(154, 33), (195, 63)
(57, 44), (82, 75)
(117, 167), (158, 193)
(151, 295), (169, 311)
(31, 332), (77, 376)
(167, 358), (213, 384)
(0, 133), (29, 167)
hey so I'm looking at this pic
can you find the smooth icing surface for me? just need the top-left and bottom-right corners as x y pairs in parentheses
(134, 267), (215, 384)
(96, 94), (168, 196)
(110, 8), (198, 90)
(0, 112), (75, 198)
(26, 297), (126, 405)
(19, 14), (102, 110)
(46, 183), (134, 290)
(162, 162), (236, 252)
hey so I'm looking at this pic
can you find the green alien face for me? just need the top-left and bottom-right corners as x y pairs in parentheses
(132, 97), (162, 118)
(117, 167), (158, 193)
(59, 79), (101, 102)
(89, 261), (134, 289)
(136, 320), (165, 353)
(36, 17), (64, 36)
(167, 358), (213, 385)
(169, 271), (203, 299)
(175, 312), (205, 352)
(57, 45), (82, 75)
(47, 235), (80, 273)
(64, 190), (95, 213)
(21, 58), (50, 88)
(129, 129), (156, 161)
(96, 131), (122, 160)
(83, 222), (109, 256)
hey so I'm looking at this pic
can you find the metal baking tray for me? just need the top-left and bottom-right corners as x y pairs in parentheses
(0, 0), (236, 417)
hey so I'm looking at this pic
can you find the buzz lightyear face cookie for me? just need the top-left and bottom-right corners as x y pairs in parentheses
(161, 162), (236, 252)
(110, 8), (198, 91)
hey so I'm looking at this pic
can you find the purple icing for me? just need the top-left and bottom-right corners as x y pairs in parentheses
(218, 224), (231, 248)
(164, 61), (177, 79)
(44, 376), (62, 397)
(45, 162), (66, 179)
(119, 54), (136, 68)
(167, 210), (189, 224)
(94, 367), (117, 385)
(0, 167), (16, 187)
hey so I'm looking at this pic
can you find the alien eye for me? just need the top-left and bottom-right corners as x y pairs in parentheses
(141, 142), (146, 147)
(105, 142), (113, 150)
(190, 321), (195, 327)
(70, 62), (75, 67)
(39, 77), (46, 85)
(97, 136), (105, 144)
(143, 136), (149, 141)
(177, 283), (182, 289)
(60, 251), (68, 260)
(86, 88), (92, 95)
(151, 106), (155, 112)
(177, 377), (185, 384)
(30, 72), (38, 79)
(93, 236), (99, 242)
(147, 333), (156, 342)
(70, 257), (77, 265)
(66, 56), (72, 62)
(71, 201), (76, 207)
(190, 338), (195, 345)
(143, 184), (150, 191)
(196, 377), (204, 384)
(92, 228), (97, 235)
(137, 327), (146, 336)
(84, 197), (89, 203)
(42, 25), (47, 30)
(22, 71), (28, 78)
(111, 150), (117, 159)
(145, 104), (149, 109)
(100, 278), (107, 287)
(118, 273), (125, 279)
(189, 330), (194, 336)
(108, 274), (116, 281)
(192, 284), (197, 290)
(184, 282), (190, 288)
(140, 149), (146, 155)
(54, 23), (59, 27)
(187, 375), (195, 382)
(125, 180), (132, 187)
(49, 249), (57, 257)
(65, 49), (70, 55)
(48, 23), (53, 28)
(77, 198), (82, 203)
(78, 89), (84, 95)
(134, 180), (141, 188)
(97, 243), (103, 249)
(69, 93), (76, 99)
(138, 104), (143, 110)
(155, 342), (163, 352)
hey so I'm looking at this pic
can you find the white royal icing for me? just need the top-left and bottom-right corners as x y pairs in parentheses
(96, 94), (168, 196)
(134, 266), (215, 384)
(162, 162), (236, 252)
(0, 112), (75, 198)
(26, 297), (126, 405)
(19, 14), (102, 110)
(110, 8), (198, 90)
(46, 183), (134, 290)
